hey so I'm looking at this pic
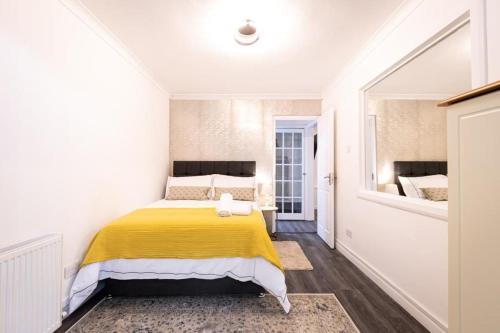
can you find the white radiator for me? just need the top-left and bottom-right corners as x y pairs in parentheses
(0, 234), (62, 333)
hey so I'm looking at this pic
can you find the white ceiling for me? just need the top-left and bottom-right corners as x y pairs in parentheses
(368, 23), (471, 97)
(81, 0), (404, 96)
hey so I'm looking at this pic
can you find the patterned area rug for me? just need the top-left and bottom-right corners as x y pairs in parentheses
(273, 241), (314, 270)
(68, 294), (358, 333)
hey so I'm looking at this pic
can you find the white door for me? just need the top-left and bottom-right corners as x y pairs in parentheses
(275, 129), (305, 220)
(317, 108), (335, 248)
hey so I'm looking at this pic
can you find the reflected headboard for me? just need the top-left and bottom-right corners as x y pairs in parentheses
(394, 161), (447, 196)
(173, 161), (256, 177)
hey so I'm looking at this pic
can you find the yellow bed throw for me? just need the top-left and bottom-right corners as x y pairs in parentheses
(81, 208), (283, 271)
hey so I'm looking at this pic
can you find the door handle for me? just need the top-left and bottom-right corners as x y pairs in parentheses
(323, 173), (334, 185)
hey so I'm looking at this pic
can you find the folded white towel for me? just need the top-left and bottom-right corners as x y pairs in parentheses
(216, 204), (231, 217)
(219, 193), (233, 202)
(230, 202), (252, 216)
(216, 192), (252, 217)
(216, 192), (233, 217)
(216, 202), (253, 217)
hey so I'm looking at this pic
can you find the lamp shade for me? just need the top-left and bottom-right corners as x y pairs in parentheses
(384, 183), (399, 195)
(261, 183), (272, 196)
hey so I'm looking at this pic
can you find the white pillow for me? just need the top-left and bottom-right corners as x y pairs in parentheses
(398, 174), (448, 199)
(212, 174), (256, 188)
(212, 174), (256, 200)
(165, 175), (213, 198)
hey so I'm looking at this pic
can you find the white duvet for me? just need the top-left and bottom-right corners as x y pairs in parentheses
(68, 200), (290, 314)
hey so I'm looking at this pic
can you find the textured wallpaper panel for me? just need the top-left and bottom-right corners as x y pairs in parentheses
(170, 99), (321, 183)
(374, 99), (447, 186)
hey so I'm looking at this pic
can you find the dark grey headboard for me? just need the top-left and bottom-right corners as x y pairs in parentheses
(394, 161), (447, 195)
(173, 161), (256, 177)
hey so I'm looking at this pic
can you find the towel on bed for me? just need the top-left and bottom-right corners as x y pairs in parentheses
(216, 193), (233, 217)
(216, 193), (252, 216)
(216, 200), (253, 216)
(230, 201), (252, 215)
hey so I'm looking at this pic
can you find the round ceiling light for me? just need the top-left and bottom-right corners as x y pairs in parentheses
(234, 19), (259, 46)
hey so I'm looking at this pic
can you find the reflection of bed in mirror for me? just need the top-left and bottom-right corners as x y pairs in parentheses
(393, 161), (448, 208)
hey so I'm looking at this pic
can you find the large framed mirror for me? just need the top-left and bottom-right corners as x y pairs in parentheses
(361, 21), (471, 218)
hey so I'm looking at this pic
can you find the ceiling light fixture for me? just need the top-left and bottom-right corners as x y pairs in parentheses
(234, 19), (259, 46)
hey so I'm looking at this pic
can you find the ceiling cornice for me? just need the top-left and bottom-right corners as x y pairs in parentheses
(322, 0), (424, 97)
(366, 92), (452, 100)
(58, 0), (169, 96)
(169, 93), (322, 100)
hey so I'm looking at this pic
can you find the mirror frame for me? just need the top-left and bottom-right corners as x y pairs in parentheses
(357, 16), (472, 221)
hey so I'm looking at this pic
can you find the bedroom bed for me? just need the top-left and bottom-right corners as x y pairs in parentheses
(394, 161), (448, 207)
(68, 161), (289, 314)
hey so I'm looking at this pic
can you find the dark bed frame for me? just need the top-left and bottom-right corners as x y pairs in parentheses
(393, 161), (448, 196)
(105, 160), (264, 297)
(173, 160), (256, 177)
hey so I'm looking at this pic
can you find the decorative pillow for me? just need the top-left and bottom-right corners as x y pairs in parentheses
(214, 187), (255, 201)
(166, 186), (211, 200)
(212, 175), (256, 188)
(165, 175), (213, 197)
(398, 174), (448, 198)
(421, 187), (448, 201)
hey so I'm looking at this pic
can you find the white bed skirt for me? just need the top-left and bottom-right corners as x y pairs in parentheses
(69, 257), (290, 314)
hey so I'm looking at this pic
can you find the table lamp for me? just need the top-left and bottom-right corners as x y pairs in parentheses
(261, 183), (273, 207)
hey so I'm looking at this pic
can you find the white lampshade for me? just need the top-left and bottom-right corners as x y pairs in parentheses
(384, 183), (399, 195)
(261, 183), (272, 196)
(261, 183), (273, 206)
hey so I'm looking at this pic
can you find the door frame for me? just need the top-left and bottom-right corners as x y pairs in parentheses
(365, 115), (378, 191)
(275, 128), (306, 220)
(272, 116), (320, 230)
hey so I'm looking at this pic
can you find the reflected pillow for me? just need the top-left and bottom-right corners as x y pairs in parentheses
(421, 187), (448, 201)
(398, 174), (448, 199)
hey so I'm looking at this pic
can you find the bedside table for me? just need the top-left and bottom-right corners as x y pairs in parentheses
(261, 206), (278, 236)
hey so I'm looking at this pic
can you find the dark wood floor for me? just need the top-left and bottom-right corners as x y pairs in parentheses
(277, 219), (317, 233)
(58, 232), (428, 333)
(278, 232), (428, 333)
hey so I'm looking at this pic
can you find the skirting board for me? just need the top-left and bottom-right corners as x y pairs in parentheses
(336, 241), (447, 333)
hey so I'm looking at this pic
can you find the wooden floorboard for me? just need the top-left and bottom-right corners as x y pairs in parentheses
(58, 232), (428, 333)
(277, 219), (317, 233)
(277, 232), (428, 333)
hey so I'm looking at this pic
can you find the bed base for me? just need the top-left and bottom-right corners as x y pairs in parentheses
(104, 278), (265, 297)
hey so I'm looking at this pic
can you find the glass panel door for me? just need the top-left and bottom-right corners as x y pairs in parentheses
(275, 129), (305, 220)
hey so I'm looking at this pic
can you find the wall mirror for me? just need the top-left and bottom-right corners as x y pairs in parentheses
(363, 22), (471, 211)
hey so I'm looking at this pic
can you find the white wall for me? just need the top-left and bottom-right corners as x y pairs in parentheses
(0, 0), (170, 305)
(322, 0), (498, 332)
(486, 0), (500, 81)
